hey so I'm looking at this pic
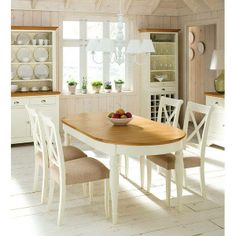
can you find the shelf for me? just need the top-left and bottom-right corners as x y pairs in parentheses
(152, 42), (175, 44)
(151, 54), (175, 57)
(12, 79), (52, 82)
(11, 62), (52, 65)
(150, 70), (175, 72)
(11, 45), (52, 48)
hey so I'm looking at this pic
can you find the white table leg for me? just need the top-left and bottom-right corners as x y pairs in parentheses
(175, 149), (184, 211)
(64, 130), (70, 146)
(110, 154), (120, 224)
(140, 155), (145, 189)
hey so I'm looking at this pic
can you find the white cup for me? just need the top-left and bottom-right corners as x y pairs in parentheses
(43, 39), (49, 45)
(32, 39), (37, 45)
(38, 39), (44, 45)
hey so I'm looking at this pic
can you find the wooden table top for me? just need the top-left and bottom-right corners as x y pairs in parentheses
(11, 91), (61, 97)
(62, 112), (186, 146)
(205, 92), (224, 99)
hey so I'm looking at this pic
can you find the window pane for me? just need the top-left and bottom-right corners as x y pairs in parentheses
(87, 52), (103, 90)
(87, 22), (103, 39)
(110, 22), (126, 40)
(110, 60), (125, 86)
(63, 47), (80, 91)
(63, 21), (80, 39)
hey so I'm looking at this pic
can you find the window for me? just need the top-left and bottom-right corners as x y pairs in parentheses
(62, 20), (127, 92)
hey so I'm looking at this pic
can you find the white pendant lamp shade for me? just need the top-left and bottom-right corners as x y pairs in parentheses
(126, 40), (142, 54)
(87, 38), (115, 53)
(210, 50), (224, 70)
(87, 39), (98, 52)
(141, 39), (155, 53)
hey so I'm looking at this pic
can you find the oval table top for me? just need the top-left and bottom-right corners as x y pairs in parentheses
(62, 112), (186, 146)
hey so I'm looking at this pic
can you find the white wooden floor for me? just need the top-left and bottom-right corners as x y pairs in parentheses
(11, 140), (224, 236)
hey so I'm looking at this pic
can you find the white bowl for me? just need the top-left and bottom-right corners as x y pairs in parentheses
(108, 117), (133, 126)
(11, 85), (18, 93)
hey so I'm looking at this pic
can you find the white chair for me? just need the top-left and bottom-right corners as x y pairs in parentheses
(124, 97), (183, 187)
(40, 113), (110, 225)
(25, 105), (88, 203)
(146, 101), (213, 206)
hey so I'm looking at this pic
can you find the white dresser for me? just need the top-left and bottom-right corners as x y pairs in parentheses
(205, 92), (224, 147)
(11, 92), (60, 144)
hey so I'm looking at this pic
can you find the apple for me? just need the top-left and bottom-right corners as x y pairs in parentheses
(108, 112), (114, 118)
(126, 112), (132, 118)
(116, 108), (125, 115)
(112, 113), (120, 118)
(120, 114), (127, 119)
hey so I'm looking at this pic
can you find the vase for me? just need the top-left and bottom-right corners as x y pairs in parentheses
(214, 71), (224, 94)
(68, 85), (77, 94)
(81, 88), (87, 94)
(115, 84), (122, 93)
(105, 88), (112, 93)
(93, 86), (101, 93)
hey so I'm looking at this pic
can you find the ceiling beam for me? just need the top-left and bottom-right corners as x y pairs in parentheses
(64, 0), (70, 8)
(124, 0), (133, 14)
(31, 0), (37, 9)
(95, 0), (103, 10)
(182, 0), (201, 13)
(150, 0), (161, 14)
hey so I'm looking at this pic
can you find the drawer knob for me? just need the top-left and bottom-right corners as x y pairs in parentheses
(215, 102), (219, 104)
(14, 101), (19, 104)
(162, 88), (165, 91)
(41, 99), (46, 103)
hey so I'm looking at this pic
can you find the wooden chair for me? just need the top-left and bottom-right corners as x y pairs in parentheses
(40, 113), (110, 225)
(25, 105), (88, 203)
(123, 97), (183, 186)
(146, 101), (213, 206)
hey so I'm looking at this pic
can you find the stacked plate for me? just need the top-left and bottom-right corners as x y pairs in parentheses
(16, 33), (30, 45)
(17, 65), (33, 80)
(34, 64), (49, 79)
(34, 48), (48, 62)
(17, 48), (32, 62)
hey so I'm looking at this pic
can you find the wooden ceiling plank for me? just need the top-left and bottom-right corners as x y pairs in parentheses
(202, 0), (224, 11)
(31, 0), (37, 9)
(182, 0), (200, 13)
(95, 0), (103, 10)
(124, 0), (133, 14)
(151, 0), (161, 15)
(64, 0), (70, 8)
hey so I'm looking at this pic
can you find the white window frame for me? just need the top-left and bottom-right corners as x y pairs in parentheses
(61, 16), (131, 93)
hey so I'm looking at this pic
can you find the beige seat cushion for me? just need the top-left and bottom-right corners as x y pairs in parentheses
(147, 153), (201, 170)
(50, 157), (109, 185)
(35, 145), (87, 165)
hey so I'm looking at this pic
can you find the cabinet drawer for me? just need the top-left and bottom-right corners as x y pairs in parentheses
(11, 98), (29, 107)
(30, 96), (56, 105)
(150, 87), (175, 94)
(206, 96), (224, 108)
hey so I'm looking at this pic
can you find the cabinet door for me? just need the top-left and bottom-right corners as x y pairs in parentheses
(11, 108), (30, 138)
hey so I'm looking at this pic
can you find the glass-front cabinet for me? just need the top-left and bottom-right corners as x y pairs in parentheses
(139, 29), (180, 121)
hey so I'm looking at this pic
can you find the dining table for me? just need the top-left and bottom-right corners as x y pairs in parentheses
(61, 112), (186, 224)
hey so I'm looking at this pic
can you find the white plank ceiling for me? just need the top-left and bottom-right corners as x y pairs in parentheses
(11, 0), (224, 16)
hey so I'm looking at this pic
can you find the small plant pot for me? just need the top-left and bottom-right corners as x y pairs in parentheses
(81, 88), (87, 94)
(105, 88), (112, 93)
(93, 86), (101, 94)
(68, 85), (77, 94)
(115, 84), (122, 93)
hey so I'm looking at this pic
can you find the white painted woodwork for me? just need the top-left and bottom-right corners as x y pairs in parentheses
(31, 0), (37, 9)
(95, 0), (103, 10)
(11, 95), (59, 144)
(206, 95), (225, 147)
(124, 0), (133, 14)
(150, 0), (161, 14)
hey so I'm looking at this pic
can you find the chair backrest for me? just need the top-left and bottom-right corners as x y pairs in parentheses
(25, 105), (48, 166)
(157, 96), (183, 127)
(183, 101), (213, 159)
(39, 113), (65, 179)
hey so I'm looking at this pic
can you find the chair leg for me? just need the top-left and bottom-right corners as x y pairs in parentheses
(124, 155), (129, 178)
(89, 182), (93, 203)
(41, 165), (48, 204)
(183, 169), (187, 188)
(166, 170), (171, 207)
(83, 183), (88, 196)
(33, 161), (40, 192)
(200, 165), (206, 199)
(140, 156), (145, 189)
(57, 182), (66, 226)
(48, 177), (55, 211)
(104, 179), (110, 218)
(146, 160), (152, 192)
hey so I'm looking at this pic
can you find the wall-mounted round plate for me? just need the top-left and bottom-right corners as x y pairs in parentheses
(189, 31), (195, 44)
(197, 41), (205, 54)
(189, 48), (195, 61)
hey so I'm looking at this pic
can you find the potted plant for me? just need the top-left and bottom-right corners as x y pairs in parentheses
(104, 81), (112, 93)
(114, 79), (124, 92)
(67, 78), (78, 94)
(81, 76), (87, 94)
(91, 80), (103, 93)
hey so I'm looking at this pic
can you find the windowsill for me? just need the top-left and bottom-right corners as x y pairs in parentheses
(60, 90), (136, 98)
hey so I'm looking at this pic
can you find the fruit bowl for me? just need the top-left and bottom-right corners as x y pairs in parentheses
(108, 117), (133, 126)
